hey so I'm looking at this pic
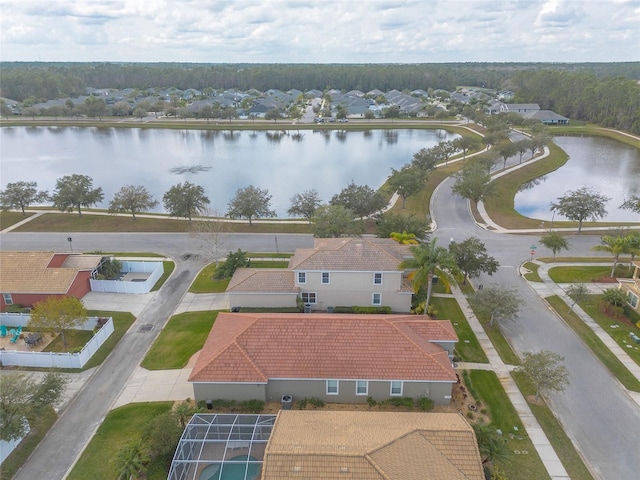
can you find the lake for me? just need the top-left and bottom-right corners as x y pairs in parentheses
(514, 135), (640, 223)
(0, 126), (457, 217)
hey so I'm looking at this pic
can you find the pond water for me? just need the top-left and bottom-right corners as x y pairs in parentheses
(0, 126), (457, 217)
(514, 135), (640, 223)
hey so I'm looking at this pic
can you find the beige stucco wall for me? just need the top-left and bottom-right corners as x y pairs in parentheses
(296, 270), (412, 312)
(228, 293), (298, 309)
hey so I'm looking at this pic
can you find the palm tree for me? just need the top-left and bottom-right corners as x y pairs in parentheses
(472, 421), (512, 465)
(592, 235), (628, 277)
(624, 232), (640, 269)
(113, 438), (148, 480)
(399, 238), (457, 313)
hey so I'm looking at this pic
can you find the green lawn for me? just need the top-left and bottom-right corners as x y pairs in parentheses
(430, 296), (488, 363)
(546, 296), (640, 391)
(249, 252), (293, 259)
(249, 260), (289, 268)
(142, 311), (219, 369)
(512, 371), (595, 480)
(467, 370), (550, 480)
(0, 406), (57, 479)
(0, 211), (33, 229)
(522, 262), (542, 282)
(189, 264), (230, 293)
(152, 261), (175, 291)
(548, 265), (631, 283)
(67, 402), (173, 480)
(42, 329), (93, 353)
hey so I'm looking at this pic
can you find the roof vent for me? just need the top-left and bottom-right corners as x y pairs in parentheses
(293, 466), (303, 472)
(340, 467), (350, 473)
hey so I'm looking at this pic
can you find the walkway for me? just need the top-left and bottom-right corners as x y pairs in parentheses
(446, 288), (571, 480)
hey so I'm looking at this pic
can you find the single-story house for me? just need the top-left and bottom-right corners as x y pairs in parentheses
(168, 411), (484, 480)
(189, 312), (458, 406)
(0, 252), (103, 311)
(522, 109), (570, 125)
(227, 237), (414, 313)
(618, 260), (640, 314)
(262, 410), (485, 480)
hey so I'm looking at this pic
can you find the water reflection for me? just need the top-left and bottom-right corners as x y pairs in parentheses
(518, 176), (548, 191)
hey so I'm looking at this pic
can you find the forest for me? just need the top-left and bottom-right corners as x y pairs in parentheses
(1, 62), (639, 133)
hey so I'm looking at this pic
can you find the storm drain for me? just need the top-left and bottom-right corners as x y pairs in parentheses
(139, 324), (154, 332)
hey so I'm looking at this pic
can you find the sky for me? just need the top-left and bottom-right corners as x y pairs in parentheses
(0, 0), (639, 63)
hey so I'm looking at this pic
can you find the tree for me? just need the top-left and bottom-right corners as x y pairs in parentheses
(468, 284), (520, 327)
(449, 237), (499, 284)
(388, 165), (424, 208)
(83, 96), (107, 119)
(214, 249), (250, 279)
(383, 104), (401, 121)
(0, 371), (66, 441)
(516, 350), (570, 401)
(311, 204), (363, 238)
(399, 238), (458, 312)
(364, 110), (375, 122)
(0, 180), (49, 215)
(514, 139), (531, 164)
(592, 235), (628, 277)
(330, 181), (387, 218)
(451, 162), (496, 205)
(452, 136), (481, 161)
(97, 257), (123, 279)
(539, 232), (570, 260)
(288, 189), (322, 222)
(472, 420), (512, 466)
(28, 296), (88, 346)
(0, 100), (12, 118)
(411, 146), (442, 174)
(189, 208), (228, 265)
(565, 283), (590, 311)
(144, 412), (183, 466)
(550, 186), (610, 233)
(375, 212), (431, 242)
(163, 181), (210, 221)
(496, 141), (518, 170)
(227, 185), (276, 225)
(51, 174), (104, 216)
(113, 438), (148, 480)
(264, 108), (281, 122)
(620, 195), (640, 214)
(108, 185), (158, 220)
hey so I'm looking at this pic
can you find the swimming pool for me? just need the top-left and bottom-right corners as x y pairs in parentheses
(199, 455), (260, 480)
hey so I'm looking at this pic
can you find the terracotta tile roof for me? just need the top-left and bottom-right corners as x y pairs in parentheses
(0, 251), (99, 294)
(288, 237), (412, 272)
(226, 268), (297, 293)
(263, 411), (484, 480)
(189, 313), (457, 383)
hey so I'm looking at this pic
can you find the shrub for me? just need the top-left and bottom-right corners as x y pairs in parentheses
(334, 306), (392, 314)
(214, 249), (249, 279)
(5, 304), (30, 313)
(295, 398), (308, 409)
(367, 396), (377, 407)
(384, 397), (414, 408)
(418, 397), (434, 411)
(240, 399), (264, 413)
(466, 411), (475, 420)
(295, 397), (324, 409)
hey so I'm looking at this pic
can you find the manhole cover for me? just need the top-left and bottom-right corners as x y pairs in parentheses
(139, 324), (154, 332)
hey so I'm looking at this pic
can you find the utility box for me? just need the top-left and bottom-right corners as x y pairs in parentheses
(304, 303), (312, 313)
(281, 395), (293, 410)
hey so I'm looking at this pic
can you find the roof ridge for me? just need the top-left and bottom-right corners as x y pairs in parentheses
(233, 339), (268, 382)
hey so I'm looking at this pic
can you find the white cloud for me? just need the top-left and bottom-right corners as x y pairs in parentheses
(0, 0), (638, 62)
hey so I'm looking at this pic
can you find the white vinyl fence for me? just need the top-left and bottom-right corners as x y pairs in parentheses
(0, 313), (114, 369)
(90, 261), (163, 294)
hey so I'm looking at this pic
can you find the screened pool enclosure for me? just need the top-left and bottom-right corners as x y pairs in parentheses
(168, 413), (277, 480)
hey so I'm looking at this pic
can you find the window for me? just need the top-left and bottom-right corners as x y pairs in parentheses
(297, 272), (306, 284)
(326, 380), (339, 395)
(373, 273), (382, 285)
(628, 291), (639, 309)
(390, 381), (403, 396)
(356, 380), (368, 395)
(301, 292), (316, 304)
(2, 293), (13, 306)
(321, 272), (330, 284)
(372, 293), (382, 305)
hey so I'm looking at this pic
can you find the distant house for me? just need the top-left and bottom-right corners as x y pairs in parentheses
(619, 260), (640, 314)
(189, 312), (458, 405)
(523, 109), (570, 125)
(262, 411), (485, 480)
(226, 237), (414, 312)
(0, 252), (103, 311)
(501, 103), (540, 114)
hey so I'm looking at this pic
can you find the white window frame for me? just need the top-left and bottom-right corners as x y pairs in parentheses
(390, 381), (403, 396)
(627, 291), (639, 309)
(372, 293), (382, 306)
(321, 272), (330, 284)
(326, 380), (339, 395)
(297, 272), (306, 284)
(356, 380), (368, 396)
(2, 293), (13, 306)
(301, 292), (317, 304)
(373, 272), (383, 285)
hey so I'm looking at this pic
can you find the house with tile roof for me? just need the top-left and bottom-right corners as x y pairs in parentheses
(262, 410), (484, 480)
(188, 312), (458, 405)
(226, 237), (414, 312)
(618, 260), (640, 314)
(0, 252), (103, 311)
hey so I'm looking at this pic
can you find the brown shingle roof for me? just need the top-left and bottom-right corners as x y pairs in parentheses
(288, 237), (411, 272)
(189, 313), (457, 383)
(262, 411), (484, 480)
(226, 268), (297, 293)
(0, 251), (100, 294)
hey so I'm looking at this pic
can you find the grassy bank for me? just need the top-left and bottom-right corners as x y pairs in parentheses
(0, 211), (34, 230)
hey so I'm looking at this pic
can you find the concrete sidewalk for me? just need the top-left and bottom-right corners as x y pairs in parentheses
(174, 292), (229, 313)
(450, 286), (570, 480)
(82, 291), (158, 317)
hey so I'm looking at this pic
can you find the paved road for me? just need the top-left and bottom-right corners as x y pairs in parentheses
(433, 173), (640, 480)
